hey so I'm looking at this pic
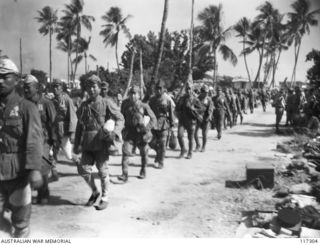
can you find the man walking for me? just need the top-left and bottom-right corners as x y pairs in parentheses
(74, 75), (124, 210)
(0, 58), (43, 237)
(118, 85), (156, 182)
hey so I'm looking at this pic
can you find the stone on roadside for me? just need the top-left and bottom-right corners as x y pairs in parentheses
(289, 183), (313, 194)
(276, 143), (293, 154)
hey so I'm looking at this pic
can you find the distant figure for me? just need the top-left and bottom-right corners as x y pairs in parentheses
(273, 89), (286, 133)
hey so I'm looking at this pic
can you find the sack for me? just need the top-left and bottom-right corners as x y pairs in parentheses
(61, 136), (73, 160)
(169, 130), (177, 150)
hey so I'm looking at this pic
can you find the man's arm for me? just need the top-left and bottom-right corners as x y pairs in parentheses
(106, 98), (124, 141)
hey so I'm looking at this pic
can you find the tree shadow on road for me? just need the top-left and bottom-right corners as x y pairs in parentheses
(33, 195), (77, 206)
(228, 128), (275, 138)
(242, 122), (273, 128)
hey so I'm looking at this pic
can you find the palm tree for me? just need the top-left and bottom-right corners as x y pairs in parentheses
(287, 0), (320, 85)
(100, 7), (132, 73)
(61, 0), (95, 81)
(234, 17), (252, 85)
(197, 4), (238, 84)
(35, 6), (58, 83)
(73, 36), (97, 73)
(152, 0), (169, 82)
(188, 0), (195, 77)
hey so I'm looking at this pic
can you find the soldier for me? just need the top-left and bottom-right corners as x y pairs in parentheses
(260, 86), (267, 112)
(175, 81), (203, 159)
(285, 88), (295, 126)
(149, 80), (174, 169)
(73, 75), (124, 210)
(248, 88), (255, 113)
(292, 86), (307, 114)
(51, 79), (78, 179)
(118, 85), (156, 182)
(100, 81), (109, 99)
(274, 89), (286, 133)
(212, 87), (229, 139)
(194, 84), (214, 152)
(234, 89), (243, 125)
(223, 88), (233, 129)
(23, 75), (57, 205)
(0, 58), (43, 237)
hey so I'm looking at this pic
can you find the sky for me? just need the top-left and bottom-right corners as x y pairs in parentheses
(0, 0), (320, 84)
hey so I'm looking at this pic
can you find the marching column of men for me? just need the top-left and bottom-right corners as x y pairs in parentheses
(4, 56), (305, 238)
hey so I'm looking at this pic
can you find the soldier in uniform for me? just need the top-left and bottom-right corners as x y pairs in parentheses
(149, 80), (175, 169)
(234, 89), (243, 125)
(100, 81), (109, 99)
(223, 88), (233, 129)
(194, 84), (214, 152)
(260, 86), (267, 112)
(118, 85), (156, 182)
(248, 88), (255, 113)
(175, 81), (202, 159)
(0, 58), (43, 237)
(51, 79), (78, 179)
(23, 75), (57, 205)
(212, 87), (229, 139)
(274, 89), (286, 133)
(73, 75), (124, 210)
(285, 88), (295, 126)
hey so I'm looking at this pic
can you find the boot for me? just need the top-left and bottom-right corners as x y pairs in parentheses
(50, 167), (59, 182)
(86, 191), (100, 206)
(200, 147), (206, 152)
(13, 227), (30, 238)
(158, 162), (164, 169)
(194, 145), (200, 152)
(95, 200), (108, 211)
(138, 168), (146, 179)
(117, 173), (128, 182)
(186, 151), (192, 159)
(178, 150), (187, 159)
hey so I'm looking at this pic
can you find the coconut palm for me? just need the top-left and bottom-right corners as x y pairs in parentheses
(73, 36), (97, 73)
(100, 7), (132, 73)
(197, 4), (238, 84)
(60, 0), (95, 81)
(287, 0), (320, 85)
(234, 17), (252, 85)
(152, 0), (169, 82)
(35, 6), (58, 83)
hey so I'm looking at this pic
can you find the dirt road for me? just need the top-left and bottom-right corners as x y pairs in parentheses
(1, 105), (293, 238)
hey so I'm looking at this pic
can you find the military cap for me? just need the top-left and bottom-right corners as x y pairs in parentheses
(0, 58), (19, 74)
(101, 81), (109, 88)
(52, 78), (63, 86)
(201, 84), (209, 93)
(86, 74), (101, 85)
(24, 74), (39, 84)
(129, 85), (140, 94)
(217, 86), (222, 91)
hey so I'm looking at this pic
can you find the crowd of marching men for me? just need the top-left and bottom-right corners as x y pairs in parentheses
(1, 57), (319, 237)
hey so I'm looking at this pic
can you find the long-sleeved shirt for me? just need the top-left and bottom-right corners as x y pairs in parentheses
(149, 94), (175, 130)
(0, 91), (43, 180)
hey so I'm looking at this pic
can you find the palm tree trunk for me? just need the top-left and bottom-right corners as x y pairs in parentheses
(290, 41), (301, 87)
(49, 28), (52, 83)
(67, 54), (69, 84)
(270, 49), (282, 88)
(124, 49), (136, 98)
(73, 21), (80, 82)
(139, 49), (144, 98)
(152, 0), (169, 83)
(85, 52), (87, 74)
(213, 48), (217, 85)
(254, 48), (264, 84)
(243, 38), (251, 86)
(115, 40), (120, 73)
(19, 38), (23, 75)
(188, 0), (194, 76)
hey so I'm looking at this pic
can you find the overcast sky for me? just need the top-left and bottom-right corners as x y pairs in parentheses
(0, 0), (319, 84)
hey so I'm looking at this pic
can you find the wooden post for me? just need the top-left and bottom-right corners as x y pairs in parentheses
(19, 38), (23, 75)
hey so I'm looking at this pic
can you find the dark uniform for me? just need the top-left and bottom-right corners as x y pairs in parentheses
(234, 91), (243, 125)
(118, 86), (156, 182)
(223, 89), (233, 129)
(212, 87), (229, 139)
(274, 90), (286, 133)
(0, 59), (43, 238)
(149, 82), (174, 169)
(194, 85), (214, 152)
(74, 75), (124, 210)
(248, 88), (255, 113)
(175, 82), (203, 159)
(260, 88), (267, 112)
(285, 89), (295, 126)
(24, 75), (57, 204)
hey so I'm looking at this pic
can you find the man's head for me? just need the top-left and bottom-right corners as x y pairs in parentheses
(100, 81), (109, 97)
(85, 75), (101, 99)
(155, 79), (165, 96)
(128, 85), (140, 102)
(0, 58), (19, 97)
(52, 79), (64, 97)
(200, 84), (209, 96)
(23, 74), (39, 100)
(185, 81), (193, 96)
(216, 87), (222, 96)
